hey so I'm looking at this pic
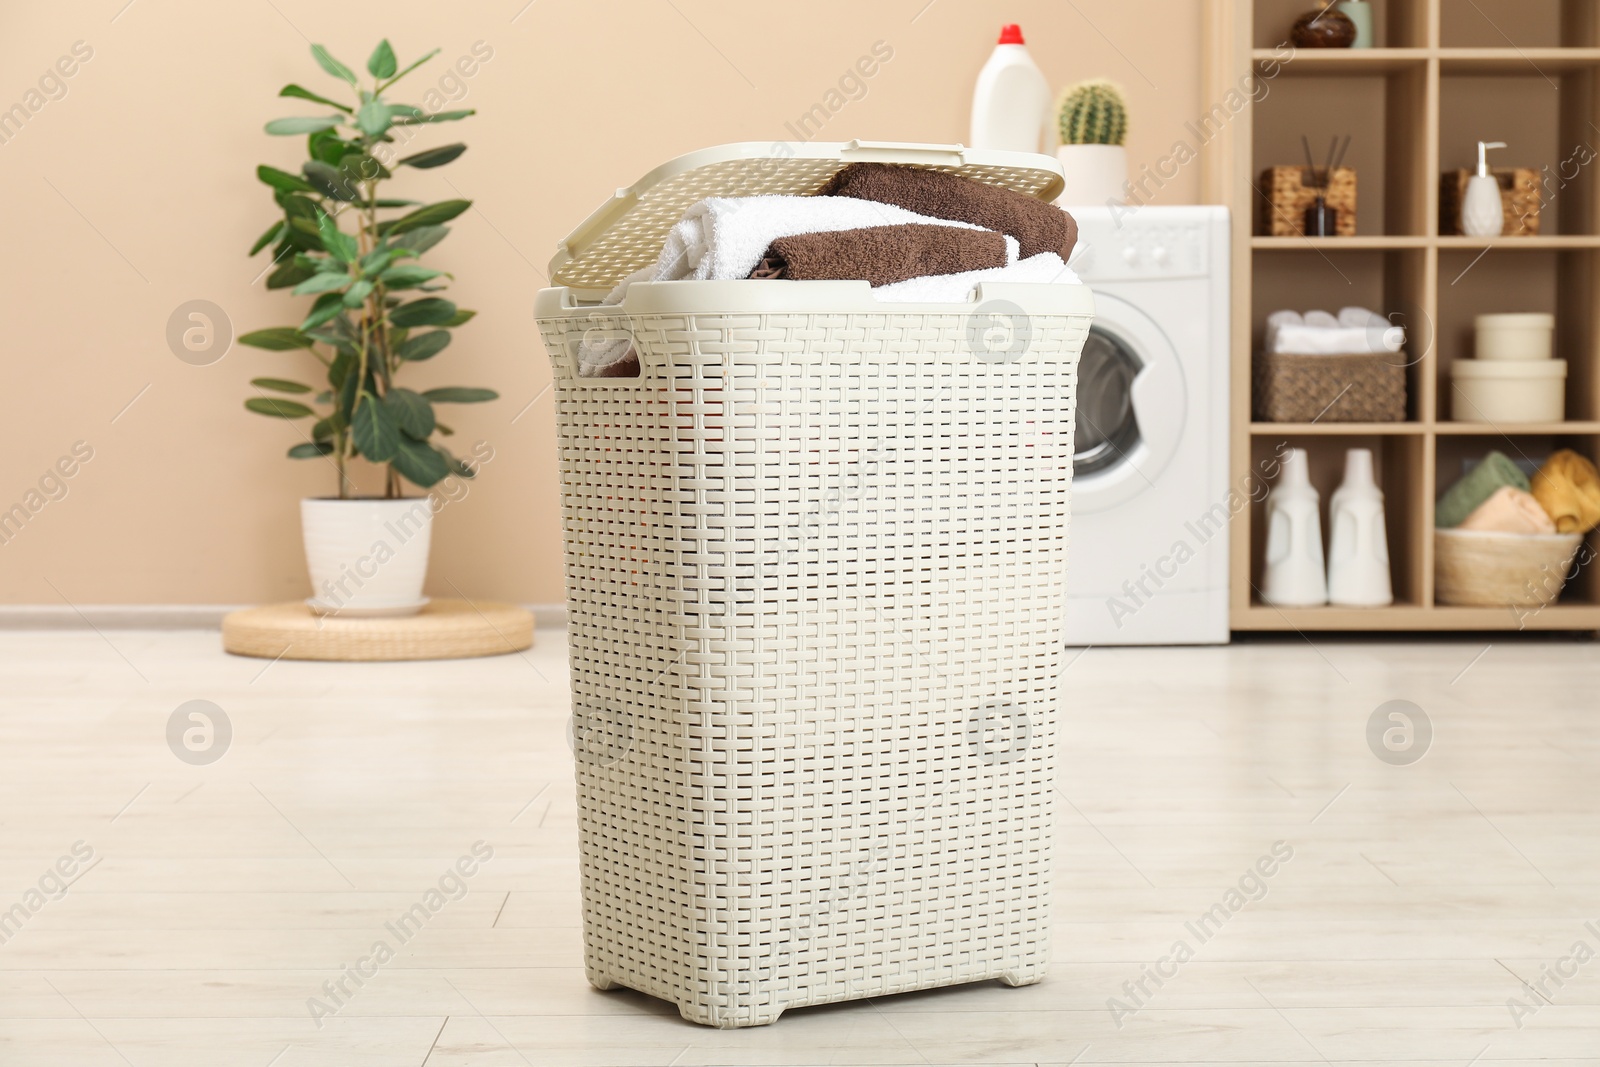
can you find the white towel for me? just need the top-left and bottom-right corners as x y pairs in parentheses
(601, 196), (1017, 304)
(1266, 306), (1405, 355)
(871, 252), (1079, 302)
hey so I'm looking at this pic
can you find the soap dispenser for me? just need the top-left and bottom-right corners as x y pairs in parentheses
(1261, 448), (1328, 607)
(1461, 140), (1508, 237)
(1327, 448), (1394, 607)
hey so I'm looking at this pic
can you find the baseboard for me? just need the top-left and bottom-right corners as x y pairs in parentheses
(0, 603), (570, 630)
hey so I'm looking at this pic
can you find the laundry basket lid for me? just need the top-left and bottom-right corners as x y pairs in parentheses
(548, 140), (1067, 291)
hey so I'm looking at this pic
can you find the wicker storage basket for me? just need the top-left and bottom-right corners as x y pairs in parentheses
(1440, 168), (1541, 237)
(1434, 529), (1582, 607)
(536, 141), (1093, 1028)
(1254, 351), (1407, 422)
(1259, 166), (1357, 237)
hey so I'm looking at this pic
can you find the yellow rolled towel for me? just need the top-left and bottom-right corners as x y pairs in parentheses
(1531, 449), (1600, 534)
(1458, 485), (1557, 534)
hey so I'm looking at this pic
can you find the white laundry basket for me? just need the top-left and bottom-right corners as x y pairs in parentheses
(536, 141), (1094, 1028)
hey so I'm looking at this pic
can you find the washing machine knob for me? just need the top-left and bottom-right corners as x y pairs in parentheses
(1121, 246), (1139, 266)
(1151, 246), (1170, 266)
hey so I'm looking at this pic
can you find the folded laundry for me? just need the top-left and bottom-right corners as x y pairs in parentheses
(601, 195), (1008, 305)
(1458, 485), (1557, 534)
(819, 162), (1076, 260)
(1436, 449), (1530, 528)
(871, 250), (1077, 302)
(1531, 448), (1600, 534)
(1265, 307), (1404, 355)
(749, 224), (1012, 286)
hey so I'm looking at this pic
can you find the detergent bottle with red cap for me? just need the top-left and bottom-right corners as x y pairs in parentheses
(969, 23), (1052, 153)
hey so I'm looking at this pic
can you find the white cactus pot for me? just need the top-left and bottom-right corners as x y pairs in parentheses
(1055, 144), (1128, 207)
(301, 498), (433, 617)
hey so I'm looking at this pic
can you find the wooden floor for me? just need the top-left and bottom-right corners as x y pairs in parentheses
(2, 628), (1598, 1065)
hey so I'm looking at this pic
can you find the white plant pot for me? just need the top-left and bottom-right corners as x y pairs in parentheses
(1055, 144), (1129, 207)
(301, 498), (434, 617)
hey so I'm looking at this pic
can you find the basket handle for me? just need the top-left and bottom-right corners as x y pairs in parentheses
(840, 139), (965, 167)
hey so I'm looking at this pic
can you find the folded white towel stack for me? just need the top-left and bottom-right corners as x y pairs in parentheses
(1266, 306), (1404, 356)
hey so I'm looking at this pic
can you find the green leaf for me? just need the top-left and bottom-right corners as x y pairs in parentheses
(422, 387), (497, 404)
(397, 143), (467, 169)
(257, 164), (316, 195)
(437, 445), (475, 477)
(359, 247), (401, 275)
(388, 297), (456, 328)
(311, 411), (347, 441)
(392, 108), (475, 125)
(291, 272), (351, 296)
(351, 391), (400, 462)
(390, 435), (451, 488)
(300, 291), (346, 331)
(372, 198), (420, 208)
(302, 160), (359, 201)
(239, 327), (313, 351)
(442, 308), (476, 327)
(434, 421), (454, 436)
(265, 115), (343, 135)
(251, 377), (314, 393)
(327, 350), (354, 389)
(248, 220), (284, 256)
(385, 387), (436, 438)
(367, 39), (397, 79)
(379, 47), (439, 91)
(383, 199), (471, 235)
(356, 97), (391, 138)
(342, 279), (374, 307)
(288, 441), (335, 459)
(396, 329), (451, 361)
(280, 83), (353, 113)
(308, 128), (349, 166)
(266, 260), (316, 290)
(245, 397), (315, 418)
(317, 212), (358, 263)
(311, 44), (358, 86)
(379, 264), (445, 289)
(389, 224), (449, 254)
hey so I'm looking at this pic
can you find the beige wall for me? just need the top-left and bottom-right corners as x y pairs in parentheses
(0, 0), (1203, 606)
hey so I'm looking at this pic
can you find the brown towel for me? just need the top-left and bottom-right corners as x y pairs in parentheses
(748, 224), (1009, 287)
(817, 162), (1077, 261)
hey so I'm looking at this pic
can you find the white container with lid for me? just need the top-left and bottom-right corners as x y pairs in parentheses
(1476, 313), (1555, 361)
(1451, 358), (1566, 422)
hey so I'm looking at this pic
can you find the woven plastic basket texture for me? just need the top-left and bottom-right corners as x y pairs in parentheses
(537, 143), (1091, 1027)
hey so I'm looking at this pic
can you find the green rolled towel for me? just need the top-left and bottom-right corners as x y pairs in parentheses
(1436, 450), (1530, 528)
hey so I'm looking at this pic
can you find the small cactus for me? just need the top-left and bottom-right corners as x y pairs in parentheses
(1057, 80), (1128, 146)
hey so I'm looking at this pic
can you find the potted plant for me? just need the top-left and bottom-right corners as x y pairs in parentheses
(1055, 79), (1129, 206)
(241, 40), (496, 617)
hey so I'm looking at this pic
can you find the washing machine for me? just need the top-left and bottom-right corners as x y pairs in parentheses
(1063, 205), (1230, 645)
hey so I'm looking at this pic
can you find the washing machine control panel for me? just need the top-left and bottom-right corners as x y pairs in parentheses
(1068, 217), (1211, 282)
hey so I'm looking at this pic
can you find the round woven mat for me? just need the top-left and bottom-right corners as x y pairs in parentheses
(222, 600), (534, 662)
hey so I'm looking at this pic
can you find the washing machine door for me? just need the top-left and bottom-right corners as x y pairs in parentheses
(1072, 292), (1187, 514)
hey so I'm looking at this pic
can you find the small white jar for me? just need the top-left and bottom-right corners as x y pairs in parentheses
(1451, 358), (1567, 422)
(1476, 313), (1555, 361)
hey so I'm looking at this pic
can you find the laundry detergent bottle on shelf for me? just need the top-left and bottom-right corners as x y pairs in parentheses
(969, 24), (1051, 153)
(1262, 448), (1329, 606)
(1328, 448), (1394, 606)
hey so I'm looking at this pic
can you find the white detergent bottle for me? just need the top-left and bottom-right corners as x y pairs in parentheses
(1262, 448), (1329, 606)
(970, 24), (1052, 153)
(1328, 448), (1394, 606)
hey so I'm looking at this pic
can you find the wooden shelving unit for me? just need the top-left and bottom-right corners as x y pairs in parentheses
(1204, 0), (1600, 631)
